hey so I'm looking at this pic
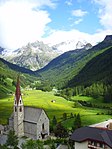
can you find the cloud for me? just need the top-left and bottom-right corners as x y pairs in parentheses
(74, 18), (83, 25)
(93, 0), (112, 29)
(65, 0), (73, 6)
(0, 0), (55, 49)
(72, 9), (88, 17)
(43, 28), (112, 46)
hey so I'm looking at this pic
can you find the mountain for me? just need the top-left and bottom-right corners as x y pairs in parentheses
(52, 40), (92, 53)
(0, 41), (59, 71)
(36, 35), (112, 88)
(0, 39), (92, 71)
(0, 57), (37, 98)
(68, 46), (112, 87)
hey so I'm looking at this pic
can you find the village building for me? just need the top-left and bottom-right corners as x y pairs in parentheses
(9, 77), (49, 140)
(70, 126), (112, 149)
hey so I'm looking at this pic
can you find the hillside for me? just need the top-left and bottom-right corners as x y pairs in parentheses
(0, 58), (37, 98)
(1, 90), (112, 127)
(36, 35), (112, 88)
(68, 46), (112, 87)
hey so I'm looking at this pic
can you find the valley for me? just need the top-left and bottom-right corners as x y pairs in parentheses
(0, 90), (112, 130)
(0, 35), (112, 131)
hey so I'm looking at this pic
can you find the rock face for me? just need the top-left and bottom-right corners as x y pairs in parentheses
(0, 40), (92, 71)
(0, 41), (58, 71)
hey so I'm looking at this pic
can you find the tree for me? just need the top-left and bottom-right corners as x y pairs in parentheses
(6, 130), (18, 148)
(63, 113), (67, 120)
(54, 122), (68, 138)
(0, 144), (9, 149)
(52, 116), (57, 126)
(21, 139), (44, 149)
(70, 113), (74, 118)
(72, 113), (81, 130)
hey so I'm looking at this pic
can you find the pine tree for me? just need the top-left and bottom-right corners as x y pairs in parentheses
(6, 130), (18, 148)
(72, 113), (81, 130)
(52, 115), (57, 126)
(63, 113), (67, 120)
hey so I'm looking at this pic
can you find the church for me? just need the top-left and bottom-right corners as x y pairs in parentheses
(9, 77), (49, 140)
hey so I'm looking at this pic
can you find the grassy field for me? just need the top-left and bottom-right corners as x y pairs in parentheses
(0, 90), (112, 129)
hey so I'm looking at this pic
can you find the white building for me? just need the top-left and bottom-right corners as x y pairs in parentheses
(9, 77), (49, 140)
(70, 126), (112, 149)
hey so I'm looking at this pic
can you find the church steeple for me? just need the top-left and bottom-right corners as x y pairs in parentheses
(14, 76), (24, 137)
(15, 76), (21, 105)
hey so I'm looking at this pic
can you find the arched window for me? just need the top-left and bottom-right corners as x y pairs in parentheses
(20, 100), (21, 104)
(42, 123), (44, 130)
(20, 106), (22, 112)
(15, 107), (17, 112)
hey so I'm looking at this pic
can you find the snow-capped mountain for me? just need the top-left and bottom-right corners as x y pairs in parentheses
(0, 39), (92, 71)
(51, 40), (92, 53)
(0, 41), (59, 71)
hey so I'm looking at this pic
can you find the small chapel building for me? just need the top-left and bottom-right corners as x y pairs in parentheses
(9, 77), (49, 140)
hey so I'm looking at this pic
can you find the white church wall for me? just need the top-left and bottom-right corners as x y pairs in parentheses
(24, 121), (37, 140)
(37, 110), (49, 139)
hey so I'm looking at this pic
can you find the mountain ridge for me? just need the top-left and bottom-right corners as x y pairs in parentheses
(36, 35), (112, 88)
(0, 39), (92, 71)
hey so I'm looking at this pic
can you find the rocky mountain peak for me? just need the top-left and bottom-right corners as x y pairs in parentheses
(76, 41), (92, 50)
(76, 41), (85, 49)
(0, 41), (59, 71)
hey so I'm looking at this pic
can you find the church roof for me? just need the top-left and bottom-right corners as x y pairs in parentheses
(24, 106), (43, 123)
(15, 76), (21, 105)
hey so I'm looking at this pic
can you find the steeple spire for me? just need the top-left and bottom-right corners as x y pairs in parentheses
(15, 76), (21, 105)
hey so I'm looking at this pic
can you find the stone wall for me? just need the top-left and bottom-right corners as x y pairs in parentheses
(24, 121), (37, 140)
(37, 110), (49, 139)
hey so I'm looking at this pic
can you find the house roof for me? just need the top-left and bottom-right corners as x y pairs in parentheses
(70, 126), (112, 147)
(24, 106), (43, 123)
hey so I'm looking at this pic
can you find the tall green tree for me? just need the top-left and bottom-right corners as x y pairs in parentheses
(72, 113), (81, 130)
(54, 122), (68, 138)
(6, 130), (18, 149)
(52, 115), (57, 126)
(63, 113), (67, 120)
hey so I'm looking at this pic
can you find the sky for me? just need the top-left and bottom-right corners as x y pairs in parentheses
(0, 0), (112, 50)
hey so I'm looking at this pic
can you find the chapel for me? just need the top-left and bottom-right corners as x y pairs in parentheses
(9, 77), (49, 140)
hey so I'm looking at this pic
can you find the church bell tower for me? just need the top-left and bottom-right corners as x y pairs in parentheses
(14, 76), (24, 137)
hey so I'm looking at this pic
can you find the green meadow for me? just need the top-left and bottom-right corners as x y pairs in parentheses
(0, 90), (112, 129)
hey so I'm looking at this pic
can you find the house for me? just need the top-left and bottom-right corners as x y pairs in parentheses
(9, 77), (49, 140)
(70, 126), (112, 149)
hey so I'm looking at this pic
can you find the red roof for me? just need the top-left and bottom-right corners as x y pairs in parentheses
(15, 76), (21, 105)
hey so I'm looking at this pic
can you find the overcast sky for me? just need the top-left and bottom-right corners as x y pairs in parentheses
(0, 0), (112, 50)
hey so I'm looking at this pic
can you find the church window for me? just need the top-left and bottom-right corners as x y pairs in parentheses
(42, 123), (44, 130)
(20, 100), (21, 104)
(15, 107), (17, 112)
(20, 106), (22, 112)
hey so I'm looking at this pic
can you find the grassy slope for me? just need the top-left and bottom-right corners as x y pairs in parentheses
(68, 46), (112, 87)
(0, 58), (38, 98)
(0, 90), (112, 129)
